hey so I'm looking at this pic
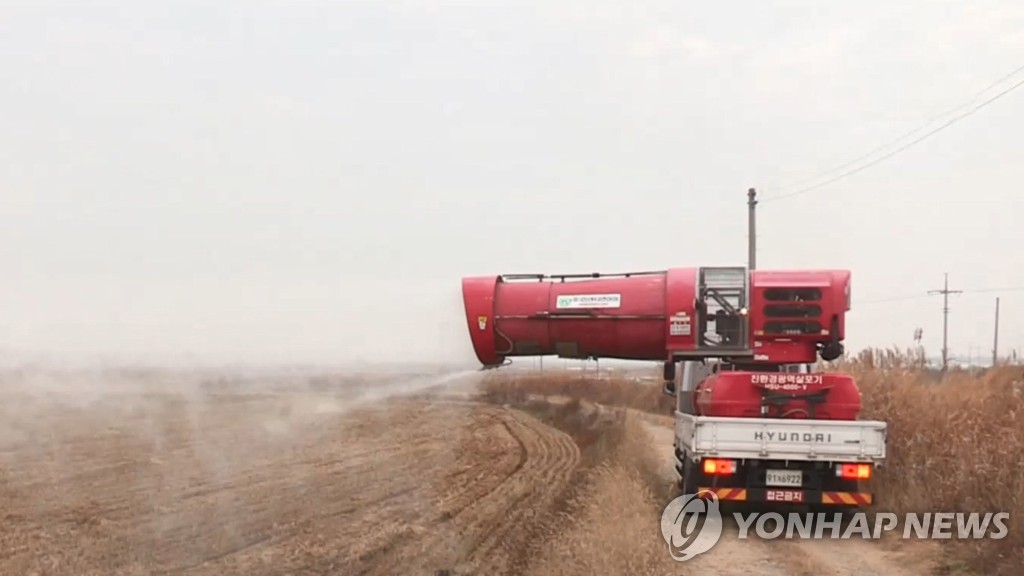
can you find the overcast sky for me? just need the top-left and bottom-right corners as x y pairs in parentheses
(2, 1), (1024, 367)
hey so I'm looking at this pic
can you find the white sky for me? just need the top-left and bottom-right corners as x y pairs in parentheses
(2, 1), (1024, 367)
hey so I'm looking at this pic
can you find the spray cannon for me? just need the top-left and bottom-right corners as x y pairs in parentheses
(461, 266), (850, 378)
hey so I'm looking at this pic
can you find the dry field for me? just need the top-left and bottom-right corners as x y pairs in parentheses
(0, 354), (1018, 575)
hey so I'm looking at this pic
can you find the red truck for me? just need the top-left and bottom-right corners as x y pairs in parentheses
(461, 266), (887, 510)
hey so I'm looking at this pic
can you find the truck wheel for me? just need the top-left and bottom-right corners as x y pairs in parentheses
(680, 457), (701, 495)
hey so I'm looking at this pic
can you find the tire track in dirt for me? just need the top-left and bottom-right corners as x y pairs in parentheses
(360, 404), (581, 575)
(0, 389), (581, 576)
(461, 408), (581, 572)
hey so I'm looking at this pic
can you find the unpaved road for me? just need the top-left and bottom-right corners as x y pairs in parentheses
(0, 372), (940, 575)
(640, 415), (940, 576)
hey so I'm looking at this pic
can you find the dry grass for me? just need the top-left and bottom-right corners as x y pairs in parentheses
(479, 370), (674, 415)
(478, 373), (683, 575)
(523, 410), (682, 576)
(480, 350), (1024, 576)
(838, 348), (1024, 576)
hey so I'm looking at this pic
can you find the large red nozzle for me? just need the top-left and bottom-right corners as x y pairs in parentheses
(462, 275), (502, 366)
(461, 271), (676, 367)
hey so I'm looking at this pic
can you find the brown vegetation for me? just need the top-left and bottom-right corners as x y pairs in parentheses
(840, 348), (1024, 575)
(479, 369), (674, 415)
(495, 399), (680, 575)
(0, 369), (684, 576)
(3, 357), (1018, 575)
(481, 350), (1024, 576)
(0, 387), (587, 576)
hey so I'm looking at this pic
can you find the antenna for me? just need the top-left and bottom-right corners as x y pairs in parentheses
(747, 188), (757, 270)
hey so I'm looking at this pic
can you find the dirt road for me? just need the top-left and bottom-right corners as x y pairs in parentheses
(640, 415), (940, 576)
(0, 371), (940, 575)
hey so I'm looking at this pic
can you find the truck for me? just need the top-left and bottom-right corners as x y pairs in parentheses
(461, 265), (888, 510)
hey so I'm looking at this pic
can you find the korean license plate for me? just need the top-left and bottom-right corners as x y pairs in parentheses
(766, 469), (803, 487)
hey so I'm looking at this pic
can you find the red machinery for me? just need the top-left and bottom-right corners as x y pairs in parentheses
(462, 266), (859, 420)
(462, 266), (886, 508)
(692, 371), (861, 420)
(462, 266), (850, 366)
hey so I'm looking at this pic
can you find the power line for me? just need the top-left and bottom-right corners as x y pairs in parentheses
(778, 62), (1024, 191)
(859, 294), (929, 305)
(764, 74), (1024, 202)
(858, 286), (1024, 306)
(761, 69), (1024, 203)
(963, 286), (1024, 294)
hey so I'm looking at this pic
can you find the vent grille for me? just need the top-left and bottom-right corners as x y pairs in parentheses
(763, 288), (822, 301)
(764, 320), (823, 335)
(763, 304), (823, 318)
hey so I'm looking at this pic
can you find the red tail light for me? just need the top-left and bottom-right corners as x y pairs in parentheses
(837, 463), (871, 479)
(703, 458), (737, 475)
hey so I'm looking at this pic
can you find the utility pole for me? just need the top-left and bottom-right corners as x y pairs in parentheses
(747, 188), (757, 270)
(993, 297), (1000, 367)
(928, 273), (963, 371)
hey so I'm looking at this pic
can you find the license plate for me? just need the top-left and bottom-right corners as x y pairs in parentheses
(766, 469), (802, 487)
(766, 489), (804, 503)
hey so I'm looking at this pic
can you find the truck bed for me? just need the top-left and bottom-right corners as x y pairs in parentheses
(674, 412), (887, 463)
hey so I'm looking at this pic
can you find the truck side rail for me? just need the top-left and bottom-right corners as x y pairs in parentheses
(674, 412), (887, 463)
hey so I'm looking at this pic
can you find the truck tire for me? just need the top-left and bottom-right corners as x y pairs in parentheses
(680, 456), (701, 495)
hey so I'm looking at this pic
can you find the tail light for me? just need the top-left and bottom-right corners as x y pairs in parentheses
(703, 458), (737, 475)
(836, 463), (872, 479)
